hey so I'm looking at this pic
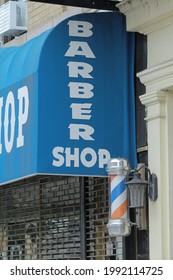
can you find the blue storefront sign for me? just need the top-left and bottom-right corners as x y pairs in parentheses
(0, 12), (137, 184)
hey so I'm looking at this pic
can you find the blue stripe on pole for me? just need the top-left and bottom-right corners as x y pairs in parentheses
(111, 178), (126, 203)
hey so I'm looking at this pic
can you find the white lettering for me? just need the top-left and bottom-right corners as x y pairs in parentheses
(52, 146), (65, 167)
(61, 20), (111, 174)
(68, 82), (94, 99)
(98, 149), (111, 168)
(0, 86), (29, 154)
(69, 124), (94, 140)
(70, 103), (92, 120)
(52, 146), (111, 169)
(67, 61), (93, 79)
(65, 147), (79, 167)
(65, 41), (95, 58)
(17, 86), (29, 148)
(68, 20), (93, 37)
(4, 91), (16, 153)
(80, 148), (97, 167)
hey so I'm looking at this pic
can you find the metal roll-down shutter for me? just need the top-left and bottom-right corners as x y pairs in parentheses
(0, 175), (123, 260)
(85, 177), (124, 260)
(0, 176), (80, 260)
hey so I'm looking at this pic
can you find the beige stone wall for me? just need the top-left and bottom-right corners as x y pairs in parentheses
(0, 1), (69, 32)
(3, 2), (85, 47)
(28, 2), (68, 31)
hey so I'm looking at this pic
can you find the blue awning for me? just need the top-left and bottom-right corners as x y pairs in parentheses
(0, 12), (137, 184)
(0, 29), (52, 90)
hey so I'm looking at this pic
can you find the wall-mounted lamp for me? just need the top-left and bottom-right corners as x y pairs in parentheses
(125, 167), (158, 209)
(106, 159), (158, 237)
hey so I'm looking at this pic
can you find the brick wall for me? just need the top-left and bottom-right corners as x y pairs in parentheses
(28, 2), (68, 31)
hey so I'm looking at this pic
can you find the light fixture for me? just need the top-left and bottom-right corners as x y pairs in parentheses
(125, 171), (148, 208)
(125, 167), (158, 208)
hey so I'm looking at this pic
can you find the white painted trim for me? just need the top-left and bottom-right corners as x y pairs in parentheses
(138, 60), (173, 92)
(117, 0), (173, 34)
(140, 91), (166, 121)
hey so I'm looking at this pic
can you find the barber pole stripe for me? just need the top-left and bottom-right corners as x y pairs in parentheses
(110, 175), (128, 219)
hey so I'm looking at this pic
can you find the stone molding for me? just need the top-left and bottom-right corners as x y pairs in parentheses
(117, 0), (173, 34)
(140, 91), (166, 121)
(137, 60), (173, 92)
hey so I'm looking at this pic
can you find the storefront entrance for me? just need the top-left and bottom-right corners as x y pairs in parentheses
(0, 175), (123, 260)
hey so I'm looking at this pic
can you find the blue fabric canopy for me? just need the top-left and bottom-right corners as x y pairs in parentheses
(0, 12), (137, 184)
(0, 29), (51, 90)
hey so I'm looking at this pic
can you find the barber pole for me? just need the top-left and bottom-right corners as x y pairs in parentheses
(107, 158), (131, 237)
(110, 174), (127, 220)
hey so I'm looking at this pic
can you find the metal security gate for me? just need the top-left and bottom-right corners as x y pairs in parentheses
(85, 177), (123, 260)
(0, 175), (123, 260)
(0, 176), (81, 260)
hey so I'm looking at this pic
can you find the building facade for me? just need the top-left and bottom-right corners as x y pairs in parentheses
(0, 0), (153, 260)
(118, 0), (173, 260)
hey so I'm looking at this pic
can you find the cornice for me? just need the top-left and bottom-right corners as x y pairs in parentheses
(137, 60), (173, 92)
(117, 0), (173, 34)
(140, 91), (166, 121)
(117, 0), (159, 15)
(140, 91), (166, 107)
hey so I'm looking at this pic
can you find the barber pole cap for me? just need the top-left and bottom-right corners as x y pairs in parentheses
(106, 158), (130, 175)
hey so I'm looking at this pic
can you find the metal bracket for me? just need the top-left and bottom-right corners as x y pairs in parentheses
(149, 173), (158, 201)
